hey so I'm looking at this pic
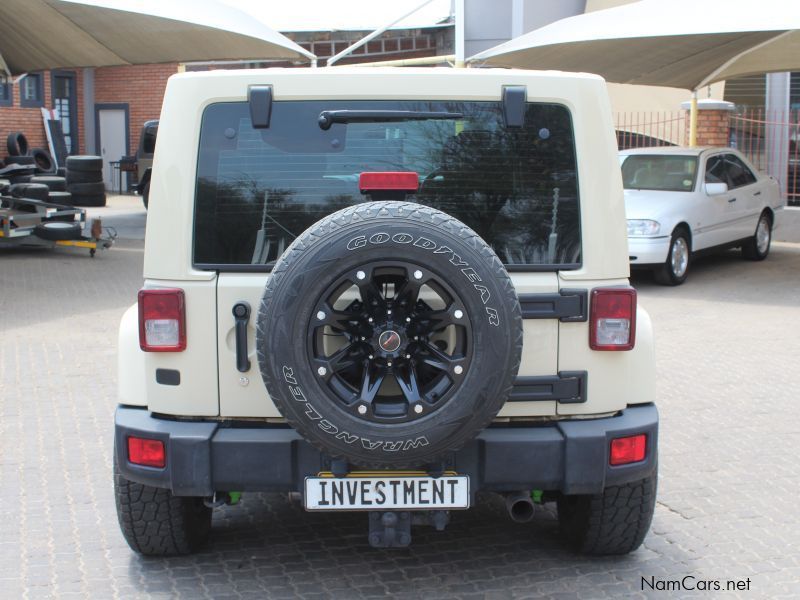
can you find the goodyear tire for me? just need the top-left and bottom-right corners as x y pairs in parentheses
(257, 201), (523, 468)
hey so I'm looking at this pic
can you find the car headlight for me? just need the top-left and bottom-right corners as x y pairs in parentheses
(627, 219), (661, 236)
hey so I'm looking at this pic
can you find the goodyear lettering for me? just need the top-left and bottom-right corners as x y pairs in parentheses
(345, 233), (501, 326)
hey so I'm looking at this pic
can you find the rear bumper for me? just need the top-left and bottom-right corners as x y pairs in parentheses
(115, 404), (658, 498)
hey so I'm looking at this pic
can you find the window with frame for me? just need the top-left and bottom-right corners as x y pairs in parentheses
(723, 154), (757, 188)
(193, 100), (582, 270)
(20, 73), (43, 108)
(0, 82), (12, 107)
(705, 154), (757, 189)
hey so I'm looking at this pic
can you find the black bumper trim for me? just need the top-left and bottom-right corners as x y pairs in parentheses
(115, 404), (658, 497)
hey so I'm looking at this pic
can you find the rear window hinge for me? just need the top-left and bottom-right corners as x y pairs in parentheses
(248, 85), (273, 129)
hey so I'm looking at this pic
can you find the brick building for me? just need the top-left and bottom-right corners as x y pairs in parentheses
(0, 23), (453, 191)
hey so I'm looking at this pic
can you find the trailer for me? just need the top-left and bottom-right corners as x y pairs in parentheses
(0, 195), (114, 256)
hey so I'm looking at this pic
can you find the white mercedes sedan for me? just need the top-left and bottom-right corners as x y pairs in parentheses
(620, 147), (784, 285)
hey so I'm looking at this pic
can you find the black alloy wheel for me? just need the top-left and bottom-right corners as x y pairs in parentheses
(308, 261), (472, 424)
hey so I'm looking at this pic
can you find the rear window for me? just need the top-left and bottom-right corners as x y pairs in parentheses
(621, 154), (698, 192)
(193, 100), (581, 269)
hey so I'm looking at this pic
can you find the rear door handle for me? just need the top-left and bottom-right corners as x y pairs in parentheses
(728, 197), (737, 203)
(753, 191), (761, 196)
(232, 302), (251, 372)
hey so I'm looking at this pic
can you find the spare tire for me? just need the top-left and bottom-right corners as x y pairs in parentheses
(66, 155), (103, 172)
(31, 148), (55, 173)
(257, 201), (522, 468)
(33, 221), (82, 241)
(7, 132), (29, 156)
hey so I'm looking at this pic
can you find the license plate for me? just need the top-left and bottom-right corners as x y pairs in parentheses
(304, 474), (470, 511)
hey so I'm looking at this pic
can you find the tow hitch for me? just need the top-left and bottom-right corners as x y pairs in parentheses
(367, 510), (450, 548)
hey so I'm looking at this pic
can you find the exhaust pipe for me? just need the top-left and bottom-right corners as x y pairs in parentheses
(505, 492), (536, 523)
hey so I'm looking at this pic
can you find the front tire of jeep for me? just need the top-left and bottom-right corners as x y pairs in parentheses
(557, 471), (657, 555)
(114, 458), (212, 556)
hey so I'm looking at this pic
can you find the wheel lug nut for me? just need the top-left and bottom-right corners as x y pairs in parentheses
(387, 309), (392, 315)
(358, 405), (367, 415)
(454, 309), (463, 319)
(316, 311), (326, 320)
(368, 317), (373, 323)
(454, 365), (464, 375)
(413, 270), (423, 280)
(317, 367), (327, 376)
(414, 405), (423, 414)
(387, 361), (393, 367)
(414, 336), (419, 340)
(405, 354), (411, 359)
(406, 317), (411, 322)
(356, 270), (366, 280)
(361, 336), (366, 341)
(368, 354), (374, 360)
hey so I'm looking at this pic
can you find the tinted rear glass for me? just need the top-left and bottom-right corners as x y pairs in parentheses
(621, 154), (698, 192)
(194, 100), (580, 269)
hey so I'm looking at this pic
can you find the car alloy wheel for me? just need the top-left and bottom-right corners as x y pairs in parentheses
(670, 236), (689, 279)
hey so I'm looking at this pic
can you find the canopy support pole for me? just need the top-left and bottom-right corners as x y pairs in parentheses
(455, 0), (465, 67)
(327, 0), (435, 66)
(688, 90), (698, 147)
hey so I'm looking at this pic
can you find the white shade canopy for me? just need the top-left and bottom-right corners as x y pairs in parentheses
(469, 0), (800, 90)
(0, 0), (315, 76)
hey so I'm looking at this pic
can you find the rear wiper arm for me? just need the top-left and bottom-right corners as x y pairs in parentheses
(318, 110), (463, 130)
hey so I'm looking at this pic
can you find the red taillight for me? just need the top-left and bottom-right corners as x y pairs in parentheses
(359, 171), (419, 193)
(589, 288), (636, 351)
(138, 288), (186, 352)
(127, 436), (166, 468)
(610, 434), (647, 466)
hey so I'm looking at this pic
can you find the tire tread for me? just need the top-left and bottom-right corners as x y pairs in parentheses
(257, 201), (523, 468)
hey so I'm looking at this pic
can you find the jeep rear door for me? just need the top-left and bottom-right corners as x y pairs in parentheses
(194, 98), (579, 418)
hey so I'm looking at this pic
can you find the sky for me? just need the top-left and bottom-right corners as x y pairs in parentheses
(220, 0), (453, 32)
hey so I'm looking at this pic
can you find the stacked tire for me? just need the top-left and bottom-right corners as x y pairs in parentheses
(30, 175), (73, 211)
(5, 132), (56, 181)
(66, 156), (106, 207)
(5, 132), (36, 183)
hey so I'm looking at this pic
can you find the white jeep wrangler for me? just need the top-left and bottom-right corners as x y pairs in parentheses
(115, 67), (658, 555)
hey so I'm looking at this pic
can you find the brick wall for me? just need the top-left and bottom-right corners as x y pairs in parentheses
(93, 63), (178, 155)
(681, 100), (735, 147)
(690, 109), (732, 147)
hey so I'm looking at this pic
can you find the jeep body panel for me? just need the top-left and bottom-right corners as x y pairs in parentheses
(125, 67), (653, 421)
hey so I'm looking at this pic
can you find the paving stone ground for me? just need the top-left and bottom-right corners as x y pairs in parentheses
(1, 199), (799, 598)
